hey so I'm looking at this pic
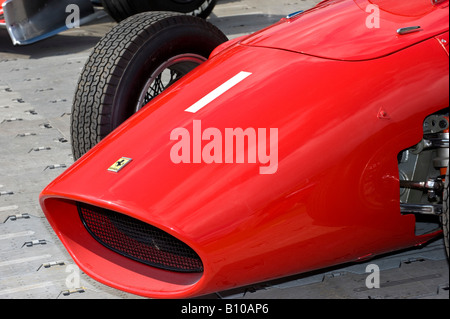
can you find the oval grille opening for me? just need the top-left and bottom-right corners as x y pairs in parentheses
(78, 203), (203, 273)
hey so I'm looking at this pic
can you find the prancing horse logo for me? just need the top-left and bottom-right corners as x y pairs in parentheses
(108, 157), (132, 173)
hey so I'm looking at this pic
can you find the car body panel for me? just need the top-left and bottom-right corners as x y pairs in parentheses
(241, 0), (449, 60)
(40, 11), (449, 297)
(435, 30), (449, 54)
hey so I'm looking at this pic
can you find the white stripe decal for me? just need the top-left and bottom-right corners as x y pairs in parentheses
(185, 71), (252, 113)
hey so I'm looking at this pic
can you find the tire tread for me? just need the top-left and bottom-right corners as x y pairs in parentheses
(71, 12), (227, 159)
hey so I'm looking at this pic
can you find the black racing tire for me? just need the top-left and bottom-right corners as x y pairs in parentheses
(71, 11), (227, 160)
(101, 0), (217, 21)
(443, 164), (449, 260)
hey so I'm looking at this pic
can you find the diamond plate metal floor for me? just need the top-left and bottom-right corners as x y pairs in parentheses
(0, 0), (448, 300)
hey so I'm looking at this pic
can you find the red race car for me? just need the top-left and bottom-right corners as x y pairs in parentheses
(40, 0), (449, 298)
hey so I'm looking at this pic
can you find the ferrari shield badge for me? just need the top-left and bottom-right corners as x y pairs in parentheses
(108, 157), (132, 173)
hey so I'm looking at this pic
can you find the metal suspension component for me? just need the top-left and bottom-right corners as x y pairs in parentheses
(400, 203), (442, 216)
(400, 179), (444, 192)
(398, 112), (448, 220)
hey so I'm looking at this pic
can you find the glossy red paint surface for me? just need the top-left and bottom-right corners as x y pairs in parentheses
(242, 0), (449, 60)
(40, 0), (449, 298)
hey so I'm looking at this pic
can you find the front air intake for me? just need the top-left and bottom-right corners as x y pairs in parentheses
(77, 202), (203, 273)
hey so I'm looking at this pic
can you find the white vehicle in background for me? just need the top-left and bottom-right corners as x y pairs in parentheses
(0, 0), (216, 45)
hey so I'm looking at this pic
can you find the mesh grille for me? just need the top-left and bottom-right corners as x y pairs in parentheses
(78, 203), (203, 273)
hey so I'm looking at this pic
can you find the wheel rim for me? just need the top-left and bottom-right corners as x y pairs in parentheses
(136, 54), (206, 111)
